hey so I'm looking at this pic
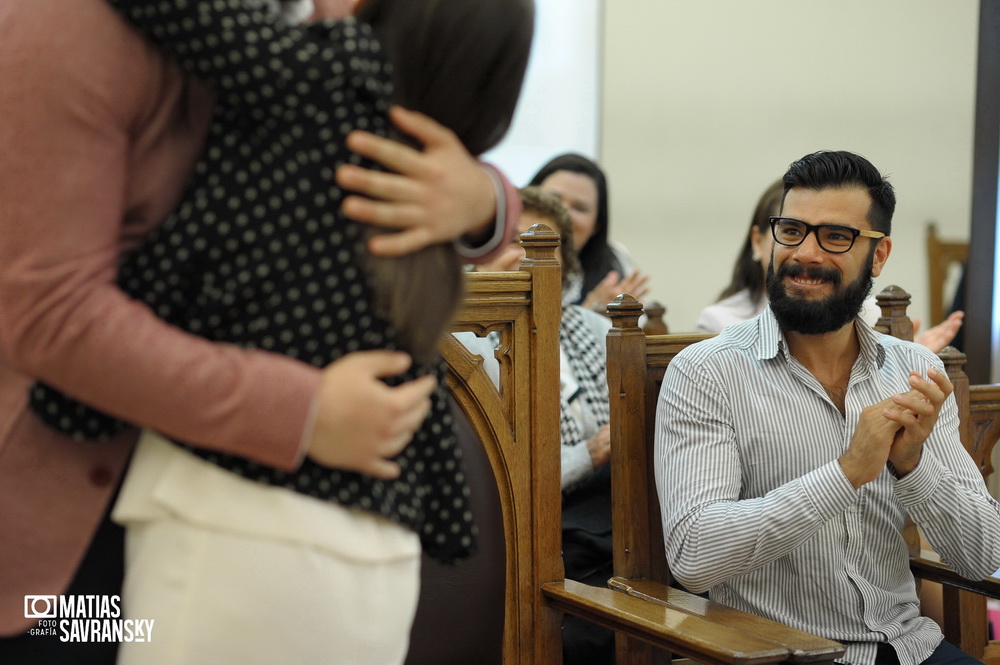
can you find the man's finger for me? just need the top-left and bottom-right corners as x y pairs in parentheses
(890, 394), (933, 419)
(925, 368), (954, 396)
(905, 373), (946, 408)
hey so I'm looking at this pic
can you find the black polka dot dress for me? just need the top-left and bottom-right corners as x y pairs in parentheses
(30, 0), (476, 563)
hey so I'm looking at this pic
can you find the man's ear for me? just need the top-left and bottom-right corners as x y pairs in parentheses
(871, 236), (892, 278)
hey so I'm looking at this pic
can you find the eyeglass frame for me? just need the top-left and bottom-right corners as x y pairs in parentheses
(768, 216), (886, 254)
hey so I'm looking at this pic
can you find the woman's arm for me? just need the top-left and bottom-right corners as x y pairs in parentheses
(0, 0), (317, 469)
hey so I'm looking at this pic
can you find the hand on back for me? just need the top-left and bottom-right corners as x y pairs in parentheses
(336, 106), (497, 257)
(307, 350), (435, 480)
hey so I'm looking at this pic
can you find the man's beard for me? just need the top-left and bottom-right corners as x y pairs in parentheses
(766, 250), (875, 335)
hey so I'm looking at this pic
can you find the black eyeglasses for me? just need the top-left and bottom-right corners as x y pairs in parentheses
(768, 217), (886, 254)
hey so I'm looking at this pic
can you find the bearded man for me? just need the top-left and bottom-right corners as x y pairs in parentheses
(655, 150), (1000, 665)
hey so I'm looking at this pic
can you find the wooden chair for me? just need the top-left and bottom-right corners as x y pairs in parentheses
(873, 285), (1000, 665)
(641, 300), (669, 335)
(542, 294), (846, 665)
(926, 222), (968, 326)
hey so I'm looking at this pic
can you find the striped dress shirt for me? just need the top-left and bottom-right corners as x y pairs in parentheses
(655, 308), (1000, 665)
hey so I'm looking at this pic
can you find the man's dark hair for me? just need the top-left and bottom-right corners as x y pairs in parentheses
(781, 150), (896, 236)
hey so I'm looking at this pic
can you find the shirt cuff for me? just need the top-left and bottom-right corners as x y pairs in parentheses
(893, 453), (945, 507)
(801, 459), (859, 521)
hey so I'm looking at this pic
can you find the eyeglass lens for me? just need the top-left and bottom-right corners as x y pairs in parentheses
(773, 219), (856, 252)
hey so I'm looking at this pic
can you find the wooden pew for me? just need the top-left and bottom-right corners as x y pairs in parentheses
(873, 286), (1000, 665)
(542, 294), (846, 665)
(419, 225), (848, 665)
(406, 225), (565, 665)
(926, 223), (968, 326)
(550, 284), (1000, 665)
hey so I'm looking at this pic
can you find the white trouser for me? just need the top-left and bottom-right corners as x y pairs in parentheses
(113, 431), (421, 665)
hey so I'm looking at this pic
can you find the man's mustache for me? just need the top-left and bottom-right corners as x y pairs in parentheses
(775, 262), (841, 286)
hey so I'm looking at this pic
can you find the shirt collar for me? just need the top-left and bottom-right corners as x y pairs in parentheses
(756, 305), (887, 369)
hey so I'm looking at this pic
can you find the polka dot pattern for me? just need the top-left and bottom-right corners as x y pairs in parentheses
(29, 0), (475, 563)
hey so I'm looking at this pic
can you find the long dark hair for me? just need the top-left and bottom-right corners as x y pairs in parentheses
(356, 0), (534, 361)
(528, 153), (617, 304)
(718, 179), (783, 305)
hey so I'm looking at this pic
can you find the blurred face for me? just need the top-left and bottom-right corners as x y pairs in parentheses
(750, 224), (773, 276)
(538, 171), (599, 252)
(477, 212), (560, 272)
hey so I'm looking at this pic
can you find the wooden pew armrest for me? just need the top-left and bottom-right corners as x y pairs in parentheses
(607, 577), (845, 664)
(542, 579), (844, 665)
(910, 550), (1000, 598)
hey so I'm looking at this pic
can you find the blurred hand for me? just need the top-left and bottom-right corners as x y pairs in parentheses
(913, 311), (963, 354)
(586, 425), (611, 470)
(336, 106), (496, 257)
(307, 350), (436, 480)
(476, 243), (524, 273)
(582, 269), (651, 312)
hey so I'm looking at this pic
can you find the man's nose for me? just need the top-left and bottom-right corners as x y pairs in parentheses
(792, 230), (826, 262)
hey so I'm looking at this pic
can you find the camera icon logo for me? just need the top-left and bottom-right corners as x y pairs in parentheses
(24, 595), (58, 619)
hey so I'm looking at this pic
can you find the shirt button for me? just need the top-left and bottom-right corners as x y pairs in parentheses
(89, 466), (113, 488)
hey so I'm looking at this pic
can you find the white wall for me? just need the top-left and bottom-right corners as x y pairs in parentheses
(482, 0), (602, 185)
(601, 0), (979, 332)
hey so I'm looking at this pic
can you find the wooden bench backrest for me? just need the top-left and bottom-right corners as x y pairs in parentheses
(598, 295), (852, 665)
(415, 225), (564, 665)
(926, 223), (968, 326)
(606, 295), (712, 588)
